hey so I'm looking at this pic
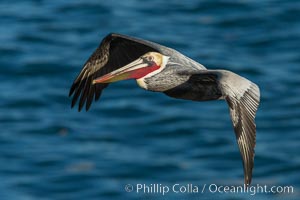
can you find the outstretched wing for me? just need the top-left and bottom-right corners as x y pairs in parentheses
(69, 33), (163, 111)
(226, 83), (260, 185)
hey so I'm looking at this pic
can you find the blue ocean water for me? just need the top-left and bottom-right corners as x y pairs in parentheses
(0, 0), (299, 199)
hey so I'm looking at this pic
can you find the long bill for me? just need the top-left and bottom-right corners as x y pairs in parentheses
(93, 58), (152, 84)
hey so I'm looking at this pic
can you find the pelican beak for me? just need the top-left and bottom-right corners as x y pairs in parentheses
(93, 58), (154, 84)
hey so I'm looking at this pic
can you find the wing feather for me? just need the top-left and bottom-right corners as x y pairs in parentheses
(226, 83), (260, 185)
(69, 33), (163, 111)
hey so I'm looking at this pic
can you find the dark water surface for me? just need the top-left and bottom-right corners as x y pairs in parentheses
(0, 0), (299, 199)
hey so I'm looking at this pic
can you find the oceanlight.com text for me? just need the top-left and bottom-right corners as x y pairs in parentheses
(124, 183), (294, 196)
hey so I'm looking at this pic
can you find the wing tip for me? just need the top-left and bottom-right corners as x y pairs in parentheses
(245, 176), (252, 186)
(69, 85), (75, 97)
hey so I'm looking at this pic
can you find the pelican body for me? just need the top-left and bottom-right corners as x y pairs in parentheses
(69, 33), (260, 185)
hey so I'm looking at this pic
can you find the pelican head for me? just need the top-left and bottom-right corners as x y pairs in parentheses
(93, 52), (169, 84)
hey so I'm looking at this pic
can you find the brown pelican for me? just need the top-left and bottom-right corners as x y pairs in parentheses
(69, 33), (260, 185)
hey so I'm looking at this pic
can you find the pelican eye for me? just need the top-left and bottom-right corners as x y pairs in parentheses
(148, 56), (154, 61)
(142, 55), (154, 64)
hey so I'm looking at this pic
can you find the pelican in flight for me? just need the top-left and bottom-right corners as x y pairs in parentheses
(69, 33), (260, 185)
